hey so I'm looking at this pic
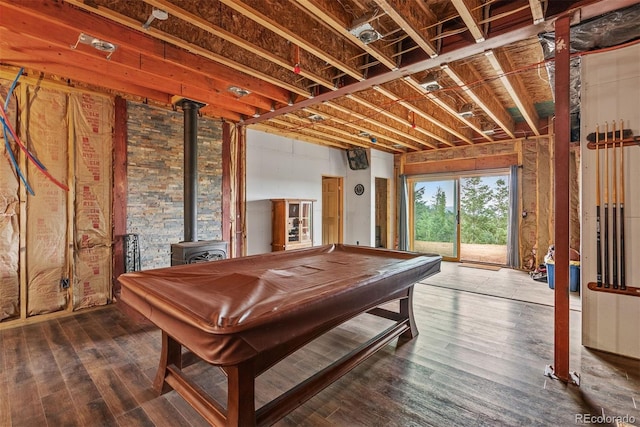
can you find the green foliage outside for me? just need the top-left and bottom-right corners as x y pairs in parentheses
(414, 177), (509, 245)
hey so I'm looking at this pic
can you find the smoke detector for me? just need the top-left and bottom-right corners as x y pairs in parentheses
(348, 14), (383, 44)
(418, 72), (441, 92)
(142, 8), (169, 29)
(457, 103), (474, 119)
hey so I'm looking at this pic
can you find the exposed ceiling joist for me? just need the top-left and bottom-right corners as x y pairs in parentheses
(529, 0), (546, 24)
(372, 0), (439, 58)
(484, 49), (541, 136)
(450, 0), (486, 42)
(441, 63), (516, 138)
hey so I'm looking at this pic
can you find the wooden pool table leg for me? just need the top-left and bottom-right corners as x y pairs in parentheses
(400, 285), (418, 340)
(154, 331), (182, 394)
(225, 361), (257, 426)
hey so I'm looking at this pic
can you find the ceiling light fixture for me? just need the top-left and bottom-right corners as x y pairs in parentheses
(308, 113), (324, 122)
(358, 131), (371, 138)
(348, 14), (383, 45)
(142, 8), (169, 30)
(227, 86), (251, 97)
(457, 103), (474, 119)
(418, 72), (441, 92)
(70, 33), (117, 60)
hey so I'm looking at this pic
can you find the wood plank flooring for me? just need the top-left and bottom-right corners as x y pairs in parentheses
(1, 283), (637, 426)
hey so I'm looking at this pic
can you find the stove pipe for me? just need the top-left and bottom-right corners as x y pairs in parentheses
(178, 99), (203, 242)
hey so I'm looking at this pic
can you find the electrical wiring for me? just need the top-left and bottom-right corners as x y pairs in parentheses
(1, 67), (34, 195)
(0, 102), (69, 192)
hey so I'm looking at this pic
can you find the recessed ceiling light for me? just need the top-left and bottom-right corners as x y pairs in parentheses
(308, 114), (324, 122)
(348, 14), (383, 45)
(228, 86), (251, 97)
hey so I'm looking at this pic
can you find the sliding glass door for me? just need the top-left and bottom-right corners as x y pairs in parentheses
(411, 179), (459, 260)
(409, 170), (511, 265)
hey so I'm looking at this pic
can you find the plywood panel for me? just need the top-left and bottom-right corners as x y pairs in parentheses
(581, 43), (640, 359)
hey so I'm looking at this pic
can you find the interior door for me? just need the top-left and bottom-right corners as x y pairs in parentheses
(411, 179), (459, 260)
(322, 176), (342, 244)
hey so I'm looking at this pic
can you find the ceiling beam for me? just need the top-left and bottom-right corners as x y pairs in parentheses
(529, 0), (546, 24)
(372, 0), (439, 57)
(294, 0), (398, 70)
(402, 77), (492, 142)
(484, 49), (540, 136)
(346, 93), (455, 147)
(441, 63), (516, 138)
(327, 99), (437, 150)
(63, 0), (311, 98)
(450, 0), (486, 42)
(142, 0), (336, 90)
(302, 106), (411, 152)
(218, 0), (364, 81)
(246, 0), (637, 125)
(2, 0), (291, 106)
(371, 84), (474, 144)
(252, 122), (350, 150)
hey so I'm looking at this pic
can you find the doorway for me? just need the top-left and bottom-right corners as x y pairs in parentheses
(375, 178), (389, 248)
(409, 170), (510, 265)
(322, 176), (343, 245)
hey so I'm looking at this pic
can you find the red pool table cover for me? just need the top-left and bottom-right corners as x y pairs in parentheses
(119, 244), (441, 366)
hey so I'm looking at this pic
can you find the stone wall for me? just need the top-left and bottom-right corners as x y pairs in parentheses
(126, 101), (223, 269)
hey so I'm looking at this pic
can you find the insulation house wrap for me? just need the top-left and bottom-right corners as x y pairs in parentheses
(1, 75), (114, 323)
(0, 80), (20, 321)
(71, 93), (113, 310)
(25, 87), (69, 315)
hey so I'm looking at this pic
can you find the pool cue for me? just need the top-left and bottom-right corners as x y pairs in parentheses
(595, 124), (602, 287)
(619, 119), (626, 291)
(603, 122), (610, 288)
(612, 121), (618, 289)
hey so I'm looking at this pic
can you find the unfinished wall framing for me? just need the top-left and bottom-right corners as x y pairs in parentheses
(0, 70), (114, 326)
(400, 136), (581, 269)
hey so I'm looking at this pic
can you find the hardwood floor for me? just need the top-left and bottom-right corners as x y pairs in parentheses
(1, 284), (637, 426)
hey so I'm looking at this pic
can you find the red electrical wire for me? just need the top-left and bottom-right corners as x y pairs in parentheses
(0, 103), (69, 191)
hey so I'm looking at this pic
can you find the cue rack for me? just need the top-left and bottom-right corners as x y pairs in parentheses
(586, 120), (639, 297)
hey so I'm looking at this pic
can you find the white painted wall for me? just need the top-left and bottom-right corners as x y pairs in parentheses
(245, 130), (394, 255)
(581, 43), (640, 359)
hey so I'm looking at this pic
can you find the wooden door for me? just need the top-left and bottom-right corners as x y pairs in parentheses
(322, 177), (342, 244)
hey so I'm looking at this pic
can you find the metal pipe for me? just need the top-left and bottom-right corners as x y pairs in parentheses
(181, 99), (200, 242)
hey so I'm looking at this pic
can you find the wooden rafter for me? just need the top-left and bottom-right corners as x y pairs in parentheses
(371, 84), (473, 145)
(64, 0), (312, 98)
(294, 0), (398, 70)
(372, 0), (439, 58)
(332, 97), (437, 150)
(346, 93), (455, 147)
(484, 49), (540, 136)
(218, 0), (365, 81)
(450, 0), (486, 42)
(302, 107), (410, 152)
(441, 63), (516, 138)
(402, 77), (492, 142)
(529, 0), (545, 24)
(142, 0), (336, 90)
(253, 121), (350, 150)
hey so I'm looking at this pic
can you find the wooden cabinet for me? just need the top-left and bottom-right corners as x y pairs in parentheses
(271, 199), (314, 251)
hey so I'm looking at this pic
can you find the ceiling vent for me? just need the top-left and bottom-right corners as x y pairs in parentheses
(457, 103), (474, 119)
(348, 14), (383, 44)
(418, 72), (441, 92)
